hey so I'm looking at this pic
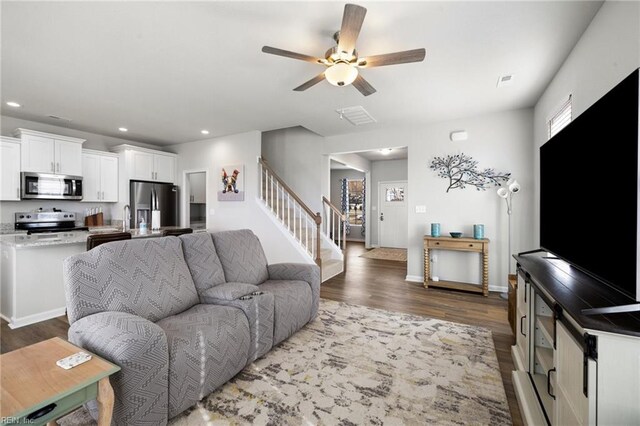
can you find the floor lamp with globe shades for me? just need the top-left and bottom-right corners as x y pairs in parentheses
(497, 179), (521, 299)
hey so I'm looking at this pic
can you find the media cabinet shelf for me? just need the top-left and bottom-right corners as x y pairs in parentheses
(536, 315), (555, 346)
(515, 253), (640, 338)
(535, 345), (554, 375)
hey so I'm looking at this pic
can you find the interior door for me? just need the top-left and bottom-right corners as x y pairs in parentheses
(378, 181), (408, 248)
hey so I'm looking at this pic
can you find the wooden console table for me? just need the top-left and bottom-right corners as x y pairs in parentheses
(423, 236), (489, 296)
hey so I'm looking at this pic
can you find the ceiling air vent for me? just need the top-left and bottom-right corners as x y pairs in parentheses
(496, 74), (514, 88)
(47, 114), (72, 122)
(336, 106), (377, 126)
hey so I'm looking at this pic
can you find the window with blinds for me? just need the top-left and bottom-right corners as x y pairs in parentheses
(548, 95), (572, 139)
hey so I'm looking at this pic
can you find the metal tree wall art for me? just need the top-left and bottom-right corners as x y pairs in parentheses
(430, 153), (511, 192)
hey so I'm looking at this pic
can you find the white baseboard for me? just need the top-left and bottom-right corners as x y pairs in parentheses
(7, 307), (67, 329)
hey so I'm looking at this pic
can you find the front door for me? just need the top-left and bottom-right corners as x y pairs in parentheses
(378, 181), (408, 248)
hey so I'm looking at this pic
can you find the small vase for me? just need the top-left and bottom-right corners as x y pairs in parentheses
(473, 224), (484, 240)
(431, 223), (441, 237)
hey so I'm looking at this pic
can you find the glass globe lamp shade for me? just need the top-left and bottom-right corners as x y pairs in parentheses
(325, 62), (358, 87)
(497, 187), (509, 198)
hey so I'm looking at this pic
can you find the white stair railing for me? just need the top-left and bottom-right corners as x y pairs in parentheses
(258, 158), (322, 267)
(322, 196), (346, 253)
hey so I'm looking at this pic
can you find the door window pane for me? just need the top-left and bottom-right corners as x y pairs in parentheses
(385, 187), (404, 202)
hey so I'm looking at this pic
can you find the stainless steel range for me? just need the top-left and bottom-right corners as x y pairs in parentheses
(15, 211), (89, 234)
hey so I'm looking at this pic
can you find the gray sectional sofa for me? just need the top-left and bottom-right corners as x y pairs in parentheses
(63, 229), (320, 425)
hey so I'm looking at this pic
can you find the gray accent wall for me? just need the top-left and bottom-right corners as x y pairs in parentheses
(261, 126), (324, 213)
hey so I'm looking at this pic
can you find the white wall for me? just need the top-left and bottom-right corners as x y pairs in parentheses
(330, 168), (366, 242)
(533, 1), (640, 245)
(370, 159), (408, 246)
(168, 131), (311, 265)
(261, 126), (324, 213)
(325, 109), (534, 291)
(0, 115), (169, 225)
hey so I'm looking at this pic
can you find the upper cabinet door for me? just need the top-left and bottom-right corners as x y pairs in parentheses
(100, 156), (119, 202)
(55, 139), (82, 176)
(0, 140), (21, 200)
(131, 151), (155, 181)
(154, 154), (175, 183)
(81, 153), (100, 202)
(22, 134), (55, 173)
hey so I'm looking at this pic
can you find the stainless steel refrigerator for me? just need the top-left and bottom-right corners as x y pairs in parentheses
(130, 181), (179, 229)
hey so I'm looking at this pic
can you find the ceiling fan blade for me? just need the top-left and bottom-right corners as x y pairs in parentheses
(262, 46), (322, 64)
(293, 72), (326, 91)
(360, 48), (426, 68)
(352, 74), (376, 96)
(337, 4), (367, 57)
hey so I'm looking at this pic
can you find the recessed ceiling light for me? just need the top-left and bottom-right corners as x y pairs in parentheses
(6, 101), (21, 108)
(380, 148), (392, 155)
(201, 130), (210, 135)
(118, 127), (128, 132)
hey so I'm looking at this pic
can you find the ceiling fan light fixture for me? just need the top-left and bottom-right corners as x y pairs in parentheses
(325, 62), (358, 87)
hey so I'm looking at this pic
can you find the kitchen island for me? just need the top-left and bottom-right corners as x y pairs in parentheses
(0, 227), (194, 328)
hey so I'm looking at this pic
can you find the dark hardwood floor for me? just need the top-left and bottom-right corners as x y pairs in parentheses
(321, 242), (523, 426)
(0, 241), (522, 425)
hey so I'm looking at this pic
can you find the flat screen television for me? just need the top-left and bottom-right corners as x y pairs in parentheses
(540, 68), (639, 302)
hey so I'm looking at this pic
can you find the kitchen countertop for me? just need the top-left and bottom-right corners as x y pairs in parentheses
(0, 226), (188, 248)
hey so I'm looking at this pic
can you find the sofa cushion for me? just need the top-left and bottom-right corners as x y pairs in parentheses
(179, 232), (226, 291)
(155, 304), (250, 419)
(64, 237), (199, 324)
(199, 282), (260, 303)
(259, 280), (312, 345)
(212, 229), (269, 285)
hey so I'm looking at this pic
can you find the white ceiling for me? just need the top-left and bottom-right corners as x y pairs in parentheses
(1, 1), (602, 146)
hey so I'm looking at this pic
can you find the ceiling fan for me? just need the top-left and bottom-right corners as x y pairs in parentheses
(262, 3), (426, 96)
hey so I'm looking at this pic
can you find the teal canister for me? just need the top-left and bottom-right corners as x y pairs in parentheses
(431, 223), (441, 237)
(473, 224), (484, 239)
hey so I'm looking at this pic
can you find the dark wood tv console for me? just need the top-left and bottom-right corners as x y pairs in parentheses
(511, 250), (640, 425)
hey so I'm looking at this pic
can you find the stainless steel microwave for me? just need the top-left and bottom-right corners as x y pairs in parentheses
(21, 172), (83, 200)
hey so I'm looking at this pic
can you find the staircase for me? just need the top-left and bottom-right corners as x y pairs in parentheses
(258, 158), (345, 282)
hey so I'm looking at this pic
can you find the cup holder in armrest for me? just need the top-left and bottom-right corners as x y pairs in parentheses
(239, 295), (254, 301)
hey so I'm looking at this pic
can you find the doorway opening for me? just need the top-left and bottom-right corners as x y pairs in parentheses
(183, 170), (208, 230)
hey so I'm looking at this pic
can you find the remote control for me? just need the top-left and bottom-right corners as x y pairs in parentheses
(56, 351), (92, 370)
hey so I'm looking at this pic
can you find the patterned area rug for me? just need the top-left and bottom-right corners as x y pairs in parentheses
(59, 300), (510, 425)
(360, 247), (408, 262)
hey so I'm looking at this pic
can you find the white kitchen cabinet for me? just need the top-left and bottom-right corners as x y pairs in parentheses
(189, 172), (206, 203)
(112, 144), (177, 184)
(0, 137), (21, 200)
(55, 139), (83, 175)
(131, 150), (155, 181)
(154, 154), (175, 183)
(82, 150), (119, 202)
(14, 128), (85, 175)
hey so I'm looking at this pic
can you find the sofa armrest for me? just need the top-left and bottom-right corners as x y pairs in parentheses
(268, 263), (320, 320)
(68, 311), (169, 425)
